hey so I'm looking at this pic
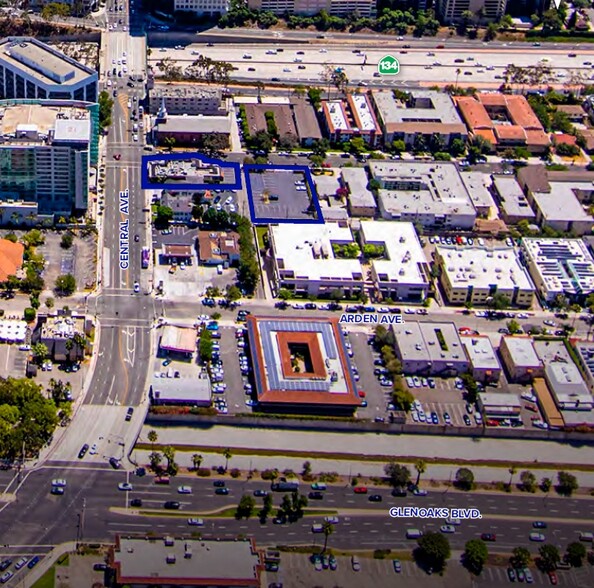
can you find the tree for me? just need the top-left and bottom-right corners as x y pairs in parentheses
(463, 539), (488, 575)
(147, 429), (158, 451)
(557, 471), (578, 496)
(31, 343), (48, 365)
(541, 477), (552, 493)
(520, 470), (537, 493)
(488, 292), (510, 310)
(384, 462), (410, 488)
(23, 307), (36, 322)
(416, 532), (451, 573)
(60, 232), (74, 249)
(22, 229), (45, 248)
(566, 541), (586, 567)
(322, 521), (334, 552)
(223, 447), (232, 471)
(455, 467), (475, 491)
(542, 9), (563, 34)
(225, 285), (242, 303)
(45, 297), (55, 310)
(235, 494), (256, 519)
(155, 205), (174, 229)
(302, 461), (312, 477)
(393, 387), (415, 412)
(511, 547), (531, 569)
(391, 139), (406, 154)
(149, 451), (162, 472)
(507, 319), (521, 335)
(414, 460), (426, 487)
(54, 274), (76, 296)
(508, 466), (517, 489)
(162, 445), (178, 476)
(484, 22), (498, 42)
(192, 453), (203, 471)
(98, 91), (114, 129)
(538, 544), (560, 572)
(277, 289), (292, 301)
(450, 138), (466, 157)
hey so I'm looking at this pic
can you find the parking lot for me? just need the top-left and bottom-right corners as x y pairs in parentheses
(0, 344), (28, 378)
(245, 168), (321, 223)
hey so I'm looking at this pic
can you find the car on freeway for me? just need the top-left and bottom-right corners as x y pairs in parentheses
(213, 480), (226, 487)
(253, 489), (268, 497)
(440, 525), (455, 534)
(118, 483), (133, 491)
(215, 487), (229, 495)
(353, 486), (368, 494)
(368, 494), (383, 502)
(529, 532), (546, 542)
(163, 501), (181, 510)
(178, 486), (192, 494)
(78, 444), (89, 459)
(533, 521), (547, 529)
(187, 518), (204, 526)
(324, 516), (339, 524)
(480, 533), (496, 541)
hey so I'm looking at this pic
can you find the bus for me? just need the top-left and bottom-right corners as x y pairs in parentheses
(141, 247), (150, 269)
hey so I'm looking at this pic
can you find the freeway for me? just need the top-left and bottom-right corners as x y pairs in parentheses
(1, 469), (593, 555)
(149, 41), (594, 88)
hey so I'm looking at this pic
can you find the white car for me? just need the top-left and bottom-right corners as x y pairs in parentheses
(134, 282), (140, 293)
(89, 444), (98, 455)
(411, 411), (419, 422)
(118, 483), (133, 491)
(187, 518), (204, 526)
(533, 420), (549, 430)
(529, 532), (546, 542)
(178, 486), (192, 494)
(52, 479), (67, 487)
(474, 413), (483, 425)
(521, 392), (537, 403)
(418, 411), (426, 422)
(14, 557), (28, 570)
(413, 399), (422, 411)
(440, 525), (455, 533)
(445, 518), (461, 526)
(404, 308), (415, 315)
(543, 320), (556, 327)
(324, 516), (339, 524)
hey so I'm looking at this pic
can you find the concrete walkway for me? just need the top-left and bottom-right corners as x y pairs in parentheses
(21, 541), (76, 588)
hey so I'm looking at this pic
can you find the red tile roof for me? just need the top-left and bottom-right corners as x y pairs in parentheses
(0, 239), (23, 282)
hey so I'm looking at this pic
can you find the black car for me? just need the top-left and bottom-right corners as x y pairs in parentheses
(308, 491), (324, 500)
(275, 301), (288, 309)
(0, 561), (11, 572)
(391, 487), (407, 497)
(213, 480), (226, 487)
(253, 489), (268, 497)
(78, 444), (89, 459)
(463, 414), (471, 426)
(27, 556), (40, 569)
(164, 501), (181, 510)
(304, 303), (317, 310)
(93, 563), (108, 571)
(125, 407), (134, 421)
(215, 487), (230, 495)
(109, 457), (122, 470)
(134, 234), (139, 242)
(368, 494), (383, 502)
(136, 467), (146, 477)
(130, 498), (142, 507)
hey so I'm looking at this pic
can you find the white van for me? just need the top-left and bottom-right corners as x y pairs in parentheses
(579, 532), (593, 542)
(217, 265), (223, 275)
(406, 528), (423, 539)
(311, 524), (323, 533)
(133, 123), (138, 132)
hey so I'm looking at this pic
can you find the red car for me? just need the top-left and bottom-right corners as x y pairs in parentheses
(480, 533), (496, 542)
(113, 153), (121, 160)
(358, 391), (366, 398)
(548, 571), (558, 585)
(353, 486), (368, 494)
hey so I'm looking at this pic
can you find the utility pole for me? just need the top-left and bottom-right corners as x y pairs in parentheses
(80, 498), (86, 545)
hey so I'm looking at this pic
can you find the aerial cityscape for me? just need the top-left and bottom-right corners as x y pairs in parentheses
(1, 0), (594, 586)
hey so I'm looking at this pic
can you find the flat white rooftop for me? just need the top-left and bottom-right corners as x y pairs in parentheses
(350, 94), (376, 131)
(270, 223), (363, 282)
(436, 244), (535, 292)
(325, 101), (349, 131)
(341, 167), (377, 210)
(501, 336), (542, 368)
(461, 335), (501, 371)
(532, 182), (594, 224)
(360, 220), (429, 286)
(522, 238), (594, 296)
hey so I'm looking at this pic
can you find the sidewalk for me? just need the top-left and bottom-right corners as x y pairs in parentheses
(21, 541), (76, 588)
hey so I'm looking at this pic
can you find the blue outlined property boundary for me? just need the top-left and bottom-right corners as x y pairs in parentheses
(243, 164), (324, 225)
(141, 152), (242, 191)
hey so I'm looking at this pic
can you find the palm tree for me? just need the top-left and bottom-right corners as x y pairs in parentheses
(148, 430), (158, 452)
(455, 68), (461, 90)
(322, 522), (334, 552)
(223, 448), (232, 471)
(415, 460), (426, 487)
(192, 454), (203, 471)
(508, 466), (517, 489)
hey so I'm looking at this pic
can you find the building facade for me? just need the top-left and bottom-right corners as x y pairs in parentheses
(0, 38), (97, 102)
(173, 0), (230, 14)
(149, 85), (227, 116)
(247, 0), (375, 16)
(435, 0), (508, 23)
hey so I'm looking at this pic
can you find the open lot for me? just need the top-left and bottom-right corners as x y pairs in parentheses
(245, 167), (322, 224)
(0, 344), (28, 378)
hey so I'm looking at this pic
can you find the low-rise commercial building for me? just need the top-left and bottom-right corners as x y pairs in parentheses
(159, 191), (194, 223)
(370, 89), (467, 148)
(370, 161), (477, 229)
(477, 392), (522, 420)
(455, 93), (550, 153)
(0, 38), (97, 102)
(246, 315), (360, 415)
(291, 97), (323, 146)
(492, 175), (536, 225)
(159, 325), (196, 357)
(149, 375), (212, 407)
(460, 172), (496, 219)
(521, 238), (594, 304)
(153, 114), (232, 149)
(0, 199), (41, 227)
(160, 244), (194, 266)
(392, 321), (469, 376)
(149, 85), (227, 116)
(460, 335), (501, 383)
(359, 220), (430, 302)
(573, 340), (594, 392)
(499, 336), (544, 383)
(268, 223), (364, 297)
(109, 535), (263, 587)
(516, 165), (594, 235)
(37, 313), (90, 362)
(340, 167), (377, 217)
(434, 244), (535, 307)
(197, 230), (240, 266)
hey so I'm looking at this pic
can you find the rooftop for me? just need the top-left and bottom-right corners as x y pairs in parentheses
(436, 244), (534, 292)
(0, 238), (23, 282)
(160, 325), (196, 354)
(341, 167), (376, 211)
(40, 315), (84, 340)
(492, 175), (536, 221)
(156, 115), (232, 134)
(0, 38), (95, 87)
(500, 336), (542, 368)
(348, 93), (377, 132)
(460, 171), (496, 211)
(359, 220), (429, 286)
(111, 536), (262, 586)
(522, 238), (594, 296)
(370, 161), (476, 219)
(0, 103), (91, 140)
(371, 89), (465, 131)
(530, 181), (594, 226)
(150, 84), (222, 99)
(478, 392), (521, 408)
(291, 98), (322, 140)
(246, 315), (359, 407)
(323, 100), (349, 132)
(270, 223), (363, 282)
(460, 335), (501, 371)
(150, 375), (211, 405)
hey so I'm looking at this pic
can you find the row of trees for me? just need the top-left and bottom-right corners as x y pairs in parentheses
(155, 56), (234, 85)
